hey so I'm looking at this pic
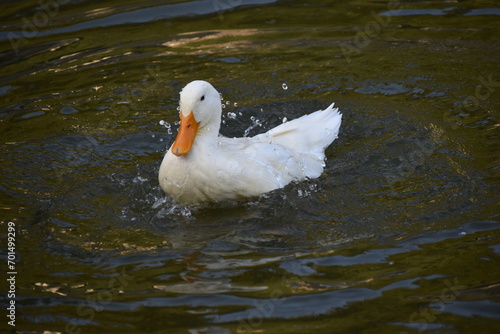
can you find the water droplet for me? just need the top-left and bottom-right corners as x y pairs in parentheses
(233, 102), (238, 107)
(282, 83), (288, 90)
(282, 117), (287, 123)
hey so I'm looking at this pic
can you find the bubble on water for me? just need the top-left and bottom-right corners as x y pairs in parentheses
(238, 112), (242, 116)
(233, 102), (238, 107)
(282, 117), (287, 123)
(250, 116), (255, 121)
(159, 120), (165, 126)
(227, 112), (236, 119)
(176, 106), (180, 111)
(222, 104), (226, 109)
(282, 83), (288, 90)
(219, 93), (224, 101)
(60, 106), (78, 115)
(226, 100), (230, 105)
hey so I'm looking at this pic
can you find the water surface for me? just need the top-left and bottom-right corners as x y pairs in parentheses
(1, 0), (499, 333)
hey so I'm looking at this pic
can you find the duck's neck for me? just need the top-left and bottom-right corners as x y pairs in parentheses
(193, 114), (221, 150)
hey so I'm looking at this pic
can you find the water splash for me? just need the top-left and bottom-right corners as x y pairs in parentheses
(159, 120), (173, 134)
(157, 204), (193, 219)
(152, 196), (168, 209)
(133, 176), (148, 183)
(244, 115), (264, 137)
(297, 183), (318, 198)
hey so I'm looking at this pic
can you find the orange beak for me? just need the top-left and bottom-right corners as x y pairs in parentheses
(171, 111), (200, 156)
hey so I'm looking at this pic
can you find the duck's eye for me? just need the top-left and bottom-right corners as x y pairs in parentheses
(200, 95), (205, 101)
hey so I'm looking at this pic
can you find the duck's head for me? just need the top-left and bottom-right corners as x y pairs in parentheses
(171, 80), (222, 156)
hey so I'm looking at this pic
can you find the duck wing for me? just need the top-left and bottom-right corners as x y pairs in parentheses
(254, 103), (342, 161)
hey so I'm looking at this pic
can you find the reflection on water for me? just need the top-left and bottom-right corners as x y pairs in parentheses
(0, 0), (499, 333)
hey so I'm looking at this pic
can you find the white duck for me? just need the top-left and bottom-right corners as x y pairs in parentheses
(159, 80), (342, 203)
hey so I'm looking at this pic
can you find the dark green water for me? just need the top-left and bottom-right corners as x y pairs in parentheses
(1, 0), (499, 333)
